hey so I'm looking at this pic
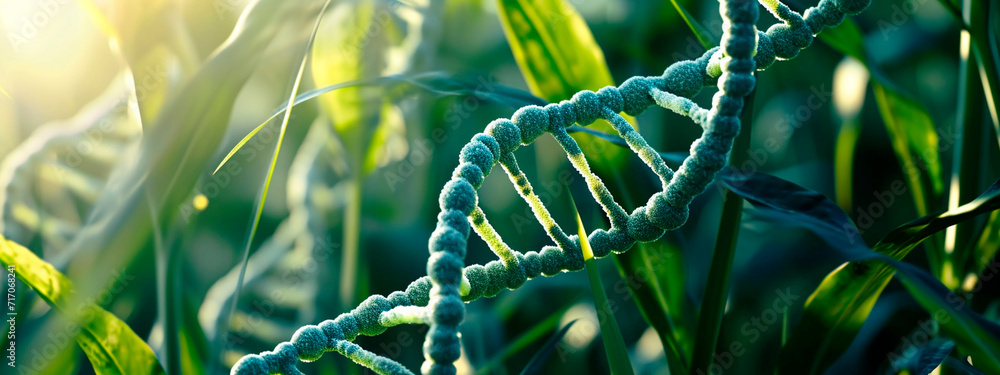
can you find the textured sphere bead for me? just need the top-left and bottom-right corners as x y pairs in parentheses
(723, 72), (756, 97)
(485, 119), (521, 153)
(428, 251), (464, 286)
(835, 0), (870, 14)
(587, 229), (613, 258)
(460, 142), (494, 176)
(318, 319), (344, 343)
(628, 207), (666, 242)
(544, 103), (567, 131)
(755, 31), (776, 69)
(439, 178), (477, 216)
(429, 226), (468, 257)
(387, 291), (411, 307)
(722, 25), (758, 57)
(454, 163), (484, 189)
(519, 252), (542, 279)
(710, 115), (741, 138)
(607, 227), (636, 254)
(471, 133), (500, 163)
(353, 295), (393, 336)
(431, 296), (465, 325)
(512, 105), (549, 144)
(539, 246), (565, 276)
(646, 193), (689, 230)
(570, 90), (603, 125)
(291, 325), (327, 362)
(405, 278), (432, 308)
(267, 343), (299, 372)
(663, 61), (704, 98)
(233, 354), (269, 375)
(597, 86), (624, 113)
(618, 77), (656, 116)
(333, 313), (359, 341)
(437, 210), (470, 238)
(425, 325), (461, 363)
(482, 261), (508, 297)
(462, 265), (487, 300)
(766, 23), (812, 59)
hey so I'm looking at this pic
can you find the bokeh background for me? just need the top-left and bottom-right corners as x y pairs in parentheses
(1, 0), (998, 374)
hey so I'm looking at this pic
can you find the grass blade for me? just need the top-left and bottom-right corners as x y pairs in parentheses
(220, 0), (333, 361)
(567, 188), (635, 375)
(520, 320), (578, 375)
(476, 304), (574, 374)
(668, 0), (716, 49)
(0, 235), (166, 374)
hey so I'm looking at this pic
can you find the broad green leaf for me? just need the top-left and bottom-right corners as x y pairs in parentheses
(0, 236), (165, 375)
(819, 19), (944, 216)
(717, 171), (1000, 374)
(567, 189), (634, 375)
(496, 0), (634, 166)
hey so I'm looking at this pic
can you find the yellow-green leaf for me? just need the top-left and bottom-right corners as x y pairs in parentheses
(496, 0), (634, 166)
(0, 236), (165, 375)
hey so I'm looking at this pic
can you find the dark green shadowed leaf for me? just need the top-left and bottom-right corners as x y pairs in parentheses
(0, 236), (166, 375)
(718, 171), (1000, 374)
(519, 320), (577, 375)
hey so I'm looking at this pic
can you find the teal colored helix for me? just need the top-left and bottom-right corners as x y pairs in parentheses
(232, 0), (871, 373)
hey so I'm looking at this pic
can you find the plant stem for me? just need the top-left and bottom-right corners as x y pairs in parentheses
(690, 86), (756, 375)
(340, 175), (363, 309)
